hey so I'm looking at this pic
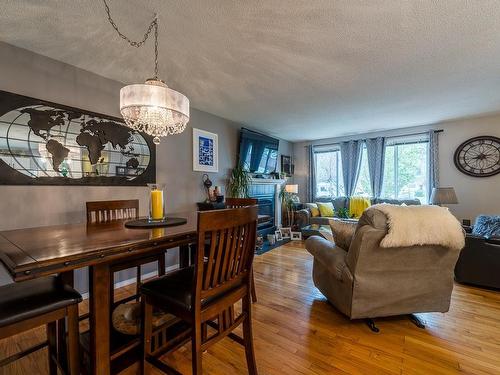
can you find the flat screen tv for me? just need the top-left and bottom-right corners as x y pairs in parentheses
(238, 128), (279, 174)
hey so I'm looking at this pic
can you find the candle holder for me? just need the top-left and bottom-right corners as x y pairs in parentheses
(148, 183), (166, 222)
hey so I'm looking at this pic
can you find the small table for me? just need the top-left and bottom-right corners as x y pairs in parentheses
(301, 224), (332, 239)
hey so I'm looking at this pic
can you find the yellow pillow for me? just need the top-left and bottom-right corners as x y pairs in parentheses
(316, 202), (335, 217)
(349, 197), (371, 219)
(305, 203), (320, 217)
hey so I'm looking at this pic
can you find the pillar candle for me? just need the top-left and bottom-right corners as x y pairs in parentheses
(151, 189), (164, 220)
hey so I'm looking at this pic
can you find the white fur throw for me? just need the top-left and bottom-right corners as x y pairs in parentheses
(368, 204), (465, 250)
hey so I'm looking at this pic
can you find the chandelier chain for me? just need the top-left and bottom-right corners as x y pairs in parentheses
(103, 0), (159, 78)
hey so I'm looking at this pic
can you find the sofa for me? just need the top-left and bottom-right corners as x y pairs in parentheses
(305, 207), (462, 320)
(296, 197), (421, 228)
(454, 215), (500, 289)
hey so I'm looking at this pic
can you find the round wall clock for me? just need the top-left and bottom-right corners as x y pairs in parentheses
(453, 136), (500, 177)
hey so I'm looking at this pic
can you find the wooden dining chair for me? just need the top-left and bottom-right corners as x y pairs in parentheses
(225, 197), (259, 303)
(0, 276), (81, 375)
(86, 200), (166, 309)
(225, 197), (258, 208)
(140, 206), (259, 375)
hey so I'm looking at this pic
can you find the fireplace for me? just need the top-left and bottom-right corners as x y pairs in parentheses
(248, 179), (285, 237)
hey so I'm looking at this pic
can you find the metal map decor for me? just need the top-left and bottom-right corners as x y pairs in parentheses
(453, 135), (500, 177)
(0, 90), (156, 185)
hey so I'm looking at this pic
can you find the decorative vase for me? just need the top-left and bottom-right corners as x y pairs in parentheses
(148, 183), (165, 221)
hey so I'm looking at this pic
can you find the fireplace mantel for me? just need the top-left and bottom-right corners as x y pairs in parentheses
(249, 178), (286, 185)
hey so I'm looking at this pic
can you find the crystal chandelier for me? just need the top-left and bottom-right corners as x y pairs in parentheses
(104, 0), (189, 144)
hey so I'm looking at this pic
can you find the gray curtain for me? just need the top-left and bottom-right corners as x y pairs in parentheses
(428, 130), (440, 200)
(365, 137), (386, 198)
(307, 145), (316, 202)
(340, 140), (363, 197)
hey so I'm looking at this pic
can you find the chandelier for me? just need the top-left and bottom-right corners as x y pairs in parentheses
(104, 0), (189, 144)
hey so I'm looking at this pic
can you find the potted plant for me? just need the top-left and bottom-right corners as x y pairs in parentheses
(279, 186), (296, 228)
(227, 163), (251, 198)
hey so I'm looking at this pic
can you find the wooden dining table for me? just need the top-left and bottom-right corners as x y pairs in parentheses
(0, 211), (198, 374)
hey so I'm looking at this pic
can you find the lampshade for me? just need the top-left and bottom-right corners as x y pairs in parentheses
(120, 79), (190, 145)
(285, 184), (299, 194)
(430, 187), (458, 205)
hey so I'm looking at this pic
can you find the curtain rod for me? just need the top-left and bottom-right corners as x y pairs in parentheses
(304, 129), (444, 148)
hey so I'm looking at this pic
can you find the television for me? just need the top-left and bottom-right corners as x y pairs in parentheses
(238, 128), (279, 174)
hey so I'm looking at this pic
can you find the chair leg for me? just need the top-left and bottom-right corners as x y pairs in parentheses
(158, 253), (166, 276)
(242, 293), (258, 375)
(141, 298), (153, 375)
(409, 314), (426, 329)
(251, 270), (258, 303)
(46, 321), (57, 375)
(66, 304), (80, 375)
(201, 322), (208, 343)
(136, 265), (142, 302)
(365, 318), (380, 333)
(191, 322), (203, 375)
(56, 318), (68, 373)
(110, 272), (115, 309)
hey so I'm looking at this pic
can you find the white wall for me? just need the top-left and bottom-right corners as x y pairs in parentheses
(293, 114), (500, 222)
(438, 115), (500, 221)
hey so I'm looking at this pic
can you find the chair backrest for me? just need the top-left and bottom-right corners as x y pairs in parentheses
(225, 197), (258, 208)
(194, 206), (258, 304)
(86, 199), (139, 223)
(346, 207), (462, 318)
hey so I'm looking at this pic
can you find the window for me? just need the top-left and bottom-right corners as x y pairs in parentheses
(381, 137), (429, 203)
(353, 145), (371, 196)
(313, 134), (430, 202)
(314, 148), (344, 198)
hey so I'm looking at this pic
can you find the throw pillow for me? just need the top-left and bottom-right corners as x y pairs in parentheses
(329, 219), (357, 250)
(305, 203), (320, 217)
(472, 215), (500, 238)
(317, 202), (335, 217)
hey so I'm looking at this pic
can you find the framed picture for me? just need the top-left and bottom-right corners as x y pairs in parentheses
(280, 227), (291, 239)
(193, 128), (218, 172)
(291, 231), (302, 241)
(281, 155), (292, 176)
(275, 230), (283, 241)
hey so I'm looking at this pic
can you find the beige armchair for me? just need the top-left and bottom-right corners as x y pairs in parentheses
(305, 207), (462, 331)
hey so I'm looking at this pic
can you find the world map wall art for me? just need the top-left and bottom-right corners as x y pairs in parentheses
(0, 90), (156, 186)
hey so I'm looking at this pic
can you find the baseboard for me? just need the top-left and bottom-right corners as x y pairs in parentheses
(80, 264), (178, 300)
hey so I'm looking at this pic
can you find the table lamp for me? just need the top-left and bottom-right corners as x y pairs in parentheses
(430, 187), (458, 206)
(285, 184), (299, 194)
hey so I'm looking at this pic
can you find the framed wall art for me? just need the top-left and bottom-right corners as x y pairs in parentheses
(193, 128), (218, 172)
(0, 90), (156, 185)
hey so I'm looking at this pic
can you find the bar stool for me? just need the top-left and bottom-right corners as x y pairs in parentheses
(0, 276), (82, 374)
(86, 200), (166, 311)
(140, 206), (259, 375)
(224, 197), (259, 303)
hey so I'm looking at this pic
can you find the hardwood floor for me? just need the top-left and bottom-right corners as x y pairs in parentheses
(1, 241), (499, 374)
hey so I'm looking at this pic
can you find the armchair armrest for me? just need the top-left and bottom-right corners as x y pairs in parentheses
(485, 237), (500, 246)
(305, 236), (351, 282)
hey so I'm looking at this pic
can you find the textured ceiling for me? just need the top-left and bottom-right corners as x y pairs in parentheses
(1, 1), (500, 142)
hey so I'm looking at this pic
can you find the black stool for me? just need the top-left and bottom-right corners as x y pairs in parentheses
(0, 276), (82, 374)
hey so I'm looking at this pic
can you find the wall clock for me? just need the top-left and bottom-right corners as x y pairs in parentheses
(453, 136), (500, 177)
